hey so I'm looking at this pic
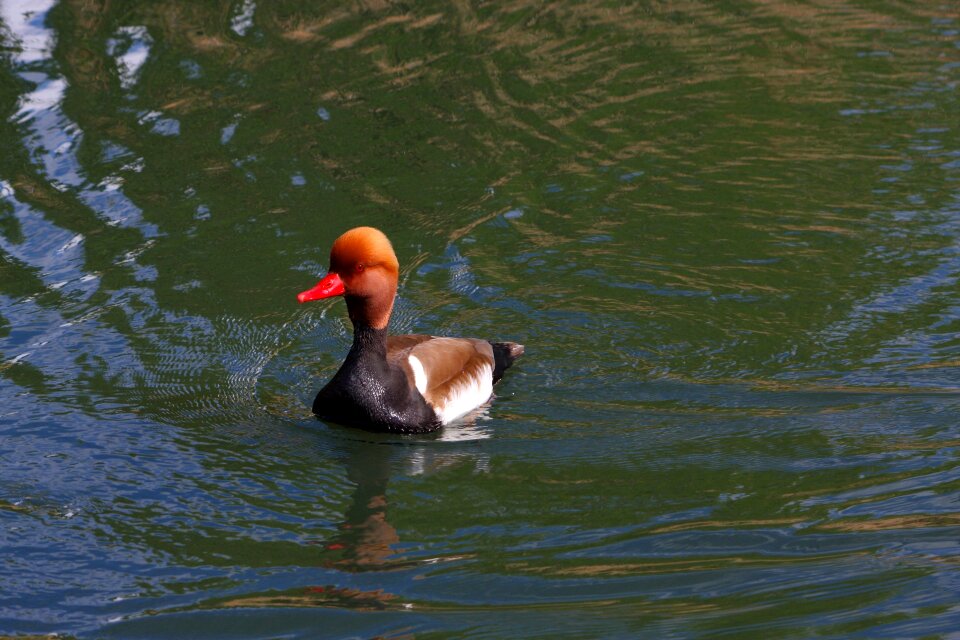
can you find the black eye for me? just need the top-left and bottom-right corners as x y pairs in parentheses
(356, 263), (365, 272)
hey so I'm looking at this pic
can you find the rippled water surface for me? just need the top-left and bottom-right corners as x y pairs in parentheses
(2, 1), (960, 637)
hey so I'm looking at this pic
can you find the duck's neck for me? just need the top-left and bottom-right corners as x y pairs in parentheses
(349, 322), (388, 361)
(345, 287), (395, 331)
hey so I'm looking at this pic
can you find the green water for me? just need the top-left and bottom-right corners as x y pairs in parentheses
(2, 1), (959, 637)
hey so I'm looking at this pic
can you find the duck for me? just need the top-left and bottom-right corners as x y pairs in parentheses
(297, 226), (523, 433)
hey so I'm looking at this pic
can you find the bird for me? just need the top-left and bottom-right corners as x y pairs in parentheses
(297, 226), (523, 433)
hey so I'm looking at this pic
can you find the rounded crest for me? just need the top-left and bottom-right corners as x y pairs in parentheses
(330, 226), (399, 274)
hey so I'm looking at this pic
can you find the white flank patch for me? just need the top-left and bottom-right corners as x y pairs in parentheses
(408, 355), (428, 395)
(435, 364), (493, 425)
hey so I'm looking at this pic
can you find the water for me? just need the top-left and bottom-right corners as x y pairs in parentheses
(1, 1), (959, 637)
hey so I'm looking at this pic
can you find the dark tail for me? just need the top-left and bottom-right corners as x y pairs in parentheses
(490, 341), (524, 383)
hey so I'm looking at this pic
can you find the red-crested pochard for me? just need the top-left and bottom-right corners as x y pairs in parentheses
(297, 227), (523, 433)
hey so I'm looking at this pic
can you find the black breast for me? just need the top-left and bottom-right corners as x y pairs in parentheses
(312, 328), (439, 433)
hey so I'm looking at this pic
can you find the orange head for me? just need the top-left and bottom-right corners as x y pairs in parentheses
(297, 227), (400, 329)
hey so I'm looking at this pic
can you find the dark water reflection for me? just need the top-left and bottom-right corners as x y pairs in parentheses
(2, 0), (960, 637)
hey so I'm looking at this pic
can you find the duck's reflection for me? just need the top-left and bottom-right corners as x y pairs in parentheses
(324, 440), (401, 571)
(321, 429), (488, 574)
(203, 427), (489, 612)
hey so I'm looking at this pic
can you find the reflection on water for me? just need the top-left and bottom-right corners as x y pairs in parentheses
(1, 0), (960, 637)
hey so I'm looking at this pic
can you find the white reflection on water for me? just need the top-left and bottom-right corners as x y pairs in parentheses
(0, 0), (56, 64)
(106, 26), (153, 91)
(230, 0), (257, 37)
(2, 1), (158, 237)
(0, 179), (95, 297)
(13, 75), (66, 122)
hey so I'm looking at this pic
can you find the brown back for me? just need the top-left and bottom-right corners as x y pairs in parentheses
(387, 335), (494, 407)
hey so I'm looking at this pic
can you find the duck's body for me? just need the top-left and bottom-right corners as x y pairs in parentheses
(298, 227), (522, 433)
